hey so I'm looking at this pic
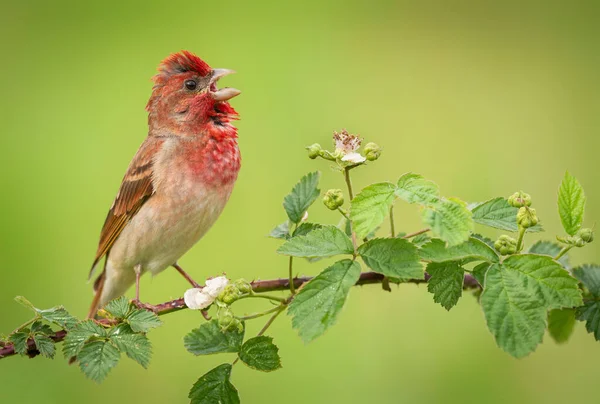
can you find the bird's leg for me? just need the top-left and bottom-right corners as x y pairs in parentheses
(172, 262), (202, 288)
(131, 265), (158, 313)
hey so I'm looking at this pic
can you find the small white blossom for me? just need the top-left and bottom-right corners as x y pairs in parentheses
(341, 152), (366, 163)
(184, 288), (214, 310)
(301, 211), (309, 222)
(184, 276), (229, 310)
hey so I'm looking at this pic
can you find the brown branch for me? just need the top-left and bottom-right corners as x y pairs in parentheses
(0, 271), (480, 359)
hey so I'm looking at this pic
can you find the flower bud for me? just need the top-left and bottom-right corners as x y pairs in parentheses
(494, 235), (517, 255)
(508, 191), (532, 208)
(517, 207), (538, 228)
(218, 284), (241, 305)
(573, 236), (586, 248)
(218, 308), (235, 330)
(306, 143), (322, 159)
(323, 189), (344, 210)
(234, 279), (253, 294)
(577, 228), (594, 243)
(363, 142), (381, 161)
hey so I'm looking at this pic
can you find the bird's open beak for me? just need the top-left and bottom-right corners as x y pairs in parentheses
(210, 69), (241, 101)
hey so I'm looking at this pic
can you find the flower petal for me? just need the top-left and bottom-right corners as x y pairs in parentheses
(341, 152), (366, 163)
(184, 288), (214, 310)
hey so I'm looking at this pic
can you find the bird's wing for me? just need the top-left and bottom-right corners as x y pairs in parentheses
(89, 136), (165, 278)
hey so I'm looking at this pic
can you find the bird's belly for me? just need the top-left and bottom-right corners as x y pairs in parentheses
(107, 183), (232, 276)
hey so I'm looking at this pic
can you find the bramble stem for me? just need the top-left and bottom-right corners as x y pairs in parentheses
(516, 226), (526, 252)
(555, 246), (573, 261)
(237, 294), (286, 304)
(337, 207), (350, 220)
(343, 167), (358, 254)
(389, 205), (396, 237)
(402, 228), (430, 239)
(237, 305), (282, 321)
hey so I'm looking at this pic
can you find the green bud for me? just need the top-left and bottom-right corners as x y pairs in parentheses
(577, 228), (594, 243)
(494, 235), (517, 255)
(573, 236), (586, 248)
(363, 142), (381, 161)
(508, 191), (532, 208)
(517, 207), (538, 228)
(218, 284), (241, 305)
(323, 189), (344, 210)
(234, 279), (253, 294)
(306, 143), (322, 159)
(218, 308), (235, 330)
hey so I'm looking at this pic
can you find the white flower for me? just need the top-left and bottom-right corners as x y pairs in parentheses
(184, 276), (229, 310)
(341, 152), (366, 163)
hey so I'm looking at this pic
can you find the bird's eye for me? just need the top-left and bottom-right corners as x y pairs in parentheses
(184, 80), (197, 90)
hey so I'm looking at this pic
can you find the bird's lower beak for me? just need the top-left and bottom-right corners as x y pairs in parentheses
(210, 69), (241, 101)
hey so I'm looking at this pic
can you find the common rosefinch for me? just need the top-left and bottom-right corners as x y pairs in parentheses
(87, 51), (241, 318)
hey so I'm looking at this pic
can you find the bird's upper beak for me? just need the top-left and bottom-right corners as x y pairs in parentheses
(209, 69), (241, 101)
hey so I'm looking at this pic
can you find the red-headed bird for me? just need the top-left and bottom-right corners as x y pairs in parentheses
(87, 51), (241, 318)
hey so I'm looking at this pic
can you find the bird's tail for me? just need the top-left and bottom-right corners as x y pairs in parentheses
(87, 271), (106, 319)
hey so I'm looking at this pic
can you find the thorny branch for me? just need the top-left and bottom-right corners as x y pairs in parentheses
(0, 271), (480, 359)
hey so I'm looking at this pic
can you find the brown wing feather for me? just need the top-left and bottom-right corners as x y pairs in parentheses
(89, 137), (164, 278)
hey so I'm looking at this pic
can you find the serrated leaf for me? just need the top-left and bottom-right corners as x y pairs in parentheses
(269, 221), (290, 240)
(184, 320), (244, 355)
(292, 222), (322, 237)
(471, 233), (495, 249)
(558, 171), (586, 235)
(548, 308), (576, 344)
(471, 197), (543, 233)
(350, 182), (397, 239)
(9, 332), (29, 355)
(31, 320), (54, 335)
(277, 225), (353, 258)
(288, 259), (361, 343)
(33, 334), (55, 358)
(395, 173), (440, 205)
(239, 336), (282, 372)
(283, 171), (321, 224)
(104, 297), (131, 319)
(14, 296), (35, 311)
(189, 364), (240, 404)
(358, 238), (423, 279)
(576, 301), (600, 341)
(78, 340), (120, 383)
(419, 238), (499, 264)
(472, 262), (491, 287)
(422, 199), (473, 246)
(126, 309), (162, 333)
(528, 241), (570, 268)
(410, 233), (431, 247)
(573, 264), (600, 296)
(481, 255), (582, 358)
(109, 324), (152, 368)
(426, 262), (464, 310)
(37, 306), (78, 330)
(63, 320), (107, 358)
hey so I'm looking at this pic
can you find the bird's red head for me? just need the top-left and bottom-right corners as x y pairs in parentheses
(146, 51), (240, 135)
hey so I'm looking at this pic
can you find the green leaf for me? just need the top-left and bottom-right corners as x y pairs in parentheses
(14, 296), (35, 311)
(239, 336), (282, 372)
(37, 306), (78, 330)
(33, 334), (55, 358)
(472, 262), (491, 286)
(109, 324), (152, 368)
(558, 171), (586, 235)
(529, 240), (570, 268)
(350, 182), (397, 239)
(548, 308), (576, 344)
(288, 259), (361, 343)
(78, 340), (120, 383)
(9, 332), (29, 355)
(283, 171), (321, 224)
(292, 222), (322, 237)
(410, 233), (431, 247)
(395, 173), (440, 205)
(277, 225), (353, 258)
(419, 238), (499, 264)
(481, 255), (582, 357)
(104, 297), (131, 319)
(63, 320), (107, 358)
(184, 320), (244, 355)
(471, 233), (495, 249)
(189, 364), (240, 404)
(422, 199), (474, 246)
(358, 238), (423, 279)
(573, 264), (600, 296)
(576, 301), (600, 341)
(31, 320), (54, 335)
(126, 309), (162, 333)
(269, 221), (290, 240)
(426, 262), (464, 310)
(471, 197), (543, 233)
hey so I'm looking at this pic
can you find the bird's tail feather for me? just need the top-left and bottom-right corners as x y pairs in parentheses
(87, 271), (106, 319)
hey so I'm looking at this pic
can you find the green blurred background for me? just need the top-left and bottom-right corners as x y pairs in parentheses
(1, 0), (599, 402)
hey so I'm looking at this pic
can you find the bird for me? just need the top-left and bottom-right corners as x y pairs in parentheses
(87, 51), (241, 319)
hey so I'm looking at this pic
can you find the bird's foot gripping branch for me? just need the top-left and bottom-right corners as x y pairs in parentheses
(1, 130), (599, 403)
